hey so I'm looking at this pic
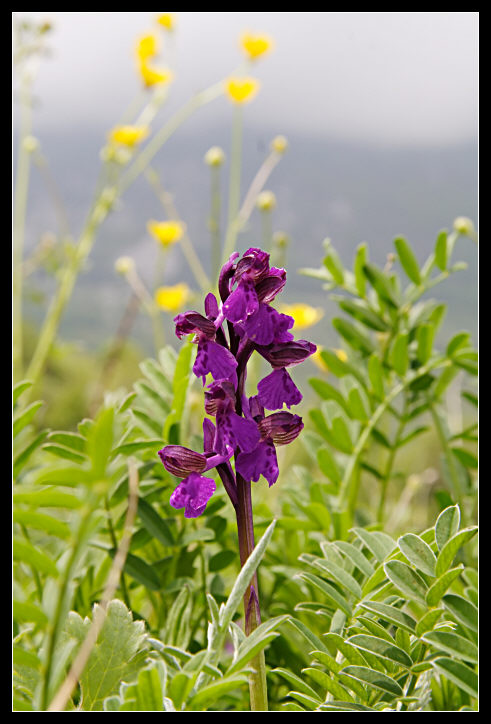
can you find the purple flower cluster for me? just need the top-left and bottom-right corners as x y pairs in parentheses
(158, 248), (316, 518)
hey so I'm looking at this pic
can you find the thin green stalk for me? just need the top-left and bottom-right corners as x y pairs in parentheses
(209, 164), (222, 285)
(13, 78), (33, 380)
(235, 474), (268, 711)
(260, 208), (273, 252)
(377, 397), (408, 525)
(222, 105), (244, 262)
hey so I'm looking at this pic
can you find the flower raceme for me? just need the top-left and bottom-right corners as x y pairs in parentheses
(158, 247), (316, 517)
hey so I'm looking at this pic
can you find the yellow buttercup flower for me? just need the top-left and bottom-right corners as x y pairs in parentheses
(157, 13), (176, 31)
(147, 219), (185, 247)
(279, 303), (324, 330)
(135, 33), (159, 62)
(138, 61), (174, 88)
(225, 76), (260, 104)
(240, 31), (274, 61)
(108, 125), (149, 147)
(155, 283), (191, 312)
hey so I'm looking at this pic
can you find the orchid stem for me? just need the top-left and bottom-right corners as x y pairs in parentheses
(235, 474), (268, 711)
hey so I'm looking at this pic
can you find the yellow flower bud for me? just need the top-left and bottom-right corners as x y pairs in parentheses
(138, 61), (174, 88)
(108, 125), (149, 147)
(155, 283), (191, 312)
(453, 216), (476, 237)
(240, 31), (274, 61)
(157, 13), (176, 31)
(256, 190), (276, 211)
(114, 256), (135, 275)
(204, 146), (226, 167)
(147, 219), (186, 247)
(273, 231), (289, 248)
(23, 135), (39, 153)
(279, 303), (324, 330)
(135, 33), (159, 62)
(271, 135), (288, 154)
(225, 76), (260, 104)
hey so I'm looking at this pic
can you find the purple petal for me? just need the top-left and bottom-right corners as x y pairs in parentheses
(236, 439), (279, 487)
(257, 368), (302, 410)
(234, 247), (270, 283)
(258, 412), (304, 445)
(169, 472), (216, 518)
(216, 406), (260, 454)
(218, 252), (239, 302)
(193, 339), (238, 387)
(159, 445), (207, 477)
(255, 267), (286, 303)
(203, 418), (216, 453)
(204, 292), (219, 319)
(174, 311), (216, 340)
(222, 279), (259, 324)
(238, 304), (294, 346)
(256, 340), (317, 368)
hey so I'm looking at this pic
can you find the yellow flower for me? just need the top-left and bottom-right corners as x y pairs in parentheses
(155, 283), (191, 312)
(138, 61), (174, 88)
(204, 146), (226, 167)
(271, 135), (288, 154)
(157, 13), (176, 31)
(240, 31), (274, 61)
(256, 190), (276, 212)
(225, 76), (260, 104)
(108, 125), (149, 147)
(147, 219), (186, 247)
(279, 303), (324, 330)
(135, 33), (159, 62)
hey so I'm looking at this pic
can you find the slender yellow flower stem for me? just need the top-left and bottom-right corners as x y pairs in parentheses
(22, 84), (223, 401)
(209, 164), (223, 285)
(222, 148), (282, 264)
(13, 77), (33, 380)
(222, 106), (243, 262)
(260, 208), (273, 252)
(118, 81), (224, 196)
(145, 167), (210, 292)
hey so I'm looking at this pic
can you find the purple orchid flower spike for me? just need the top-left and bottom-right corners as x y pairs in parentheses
(157, 246), (316, 710)
(159, 246), (316, 520)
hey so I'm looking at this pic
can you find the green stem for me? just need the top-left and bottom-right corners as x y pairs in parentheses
(235, 474), (268, 711)
(13, 77), (33, 380)
(222, 105), (243, 261)
(210, 164), (222, 285)
(377, 396), (408, 525)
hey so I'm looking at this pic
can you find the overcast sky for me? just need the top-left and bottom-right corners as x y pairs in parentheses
(14, 11), (478, 146)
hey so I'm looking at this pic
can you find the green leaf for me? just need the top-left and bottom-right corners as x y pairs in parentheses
(446, 332), (471, 357)
(351, 528), (396, 562)
(13, 538), (59, 578)
(317, 447), (341, 484)
(13, 380), (33, 406)
(397, 533), (437, 576)
(416, 323), (435, 365)
(13, 401), (44, 438)
(137, 498), (174, 547)
(120, 552), (161, 591)
(442, 594), (477, 632)
(86, 406), (114, 478)
(303, 667), (355, 702)
(338, 298), (388, 332)
(324, 247), (345, 284)
(434, 230), (448, 271)
(42, 443), (87, 464)
(353, 242), (368, 297)
(309, 378), (350, 414)
(13, 510), (71, 539)
(367, 354), (385, 401)
(389, 332), (409, 377)
(312, 558), (362, 599)
(272, 667), (321, 700)
(187, 673), (248, 710)
(384, 560), (427, 602)
(226, 617), (287, 675)
(451, 448), (478, 469)
(425, 566), (464, 607)
(333, 541), (375, 579)
(394, 236), (421, 284)
(422, 631), (478, 664)
(209, 550), (236, 572)
(363, 263), (399, 309)
(297, 572), (352, 617)
(435, 505), (460, 551)
(13, 430), (50, 477)
(435, 527), (478, 577)
(333, 318), (374, 356)
(219, 520), (276, 632)
(431, 658), (477, 698)
(348, 634), (412, 668)
(415, 608), (444, 636)
(66, 600), (147, 711)
(13, 599), (49, 626)
(340, 665), (403, 696)
(359, 601), (416, 634)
